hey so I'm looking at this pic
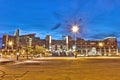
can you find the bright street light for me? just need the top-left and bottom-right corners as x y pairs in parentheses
(99, 42), (104, 47)
(8, 41), (13, 46)
(71, 25), (79, 33)
(98, 42), (104, 55)
(71, 25), (79, 52)
(8, 41), (13, 50)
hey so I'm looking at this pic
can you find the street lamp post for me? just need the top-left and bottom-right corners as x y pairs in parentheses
(0, 52), (2, 59)
(71, 25), (79, 51)
(16, 52), (19, 61)
(8, 41), (13, 50)
(8, 41), (13, 59)
(99, 42), (104, 56)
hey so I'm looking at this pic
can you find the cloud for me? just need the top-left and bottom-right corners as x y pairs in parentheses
(51, 23), (61, 31)
(84, 32), (120, 40)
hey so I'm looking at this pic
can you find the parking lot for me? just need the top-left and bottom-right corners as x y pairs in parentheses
(0, 57), (120, 80)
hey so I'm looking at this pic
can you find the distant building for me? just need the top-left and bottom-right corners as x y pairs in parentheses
(2, 30), (43, 51)
(45, 35), (72, 51)
(1, 29), (119, 56)
(75, 37), (118, 56)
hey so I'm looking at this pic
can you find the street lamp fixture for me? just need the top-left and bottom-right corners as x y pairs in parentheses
(71, 25), (79, 51)
(99, 42), (103, 47)
(8, 41), (13, 50)
(71, 25), (79, 33)
(8, 41), (13, 46)
(98, 42), (104, 55)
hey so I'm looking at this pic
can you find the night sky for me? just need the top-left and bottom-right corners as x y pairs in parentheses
(0, 0), (120, 41)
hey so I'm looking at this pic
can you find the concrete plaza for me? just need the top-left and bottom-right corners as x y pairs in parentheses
(0, 57), (120, 80)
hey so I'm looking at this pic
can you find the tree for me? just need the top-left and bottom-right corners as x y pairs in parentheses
(24, 46), (33, 59)
(35, 45), (46, 57)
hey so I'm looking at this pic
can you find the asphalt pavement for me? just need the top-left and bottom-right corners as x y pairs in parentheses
(0, 56), (120, 80)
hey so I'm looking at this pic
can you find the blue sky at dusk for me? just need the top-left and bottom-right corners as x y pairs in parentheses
(0, 0), (120, 41)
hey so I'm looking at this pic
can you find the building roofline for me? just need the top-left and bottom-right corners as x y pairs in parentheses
(104, 37), (116, 40)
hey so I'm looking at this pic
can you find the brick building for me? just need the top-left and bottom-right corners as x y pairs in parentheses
(2, 29), (119, 56)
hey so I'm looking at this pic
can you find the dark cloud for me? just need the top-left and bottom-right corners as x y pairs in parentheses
(51, 23), (61, 31)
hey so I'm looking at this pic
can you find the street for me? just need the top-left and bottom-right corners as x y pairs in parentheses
(0, 57), (120, 80)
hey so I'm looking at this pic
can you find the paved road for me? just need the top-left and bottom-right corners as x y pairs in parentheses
(0, 57), (120, 80)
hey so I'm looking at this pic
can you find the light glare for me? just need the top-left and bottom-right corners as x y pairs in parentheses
(8, 41), (13, 46)
(71, 25), (79, 33)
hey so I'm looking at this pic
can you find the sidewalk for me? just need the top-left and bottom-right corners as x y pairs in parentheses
(0, 58), (15, 63)
(1, 56), (120, 64)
